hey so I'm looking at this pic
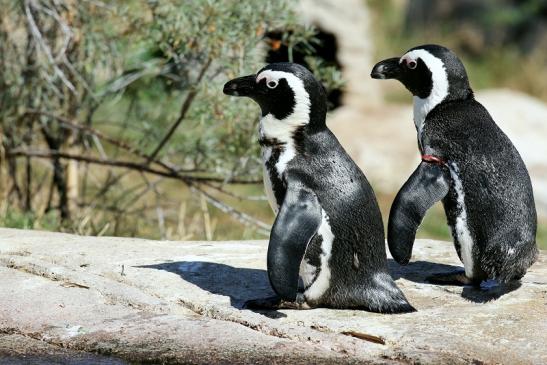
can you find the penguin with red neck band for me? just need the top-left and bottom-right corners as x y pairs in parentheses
(224, 63), (415, 313)
(371, 44), (538, 286)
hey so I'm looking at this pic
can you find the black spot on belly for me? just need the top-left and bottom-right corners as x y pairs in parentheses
(264, 145), (287, 206)
(304, 234), (323, 267)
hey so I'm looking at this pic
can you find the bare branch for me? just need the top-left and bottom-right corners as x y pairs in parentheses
(200, 181), (267, 201)
(191, 185), (270, 236)
(9, 148), (269, 232)
(8, 149), (261, 185)
(146, 57), (213, 162)
(33, 1), (73, 62)
(24, 0), (76, 93)
(25, 110), (200, 174)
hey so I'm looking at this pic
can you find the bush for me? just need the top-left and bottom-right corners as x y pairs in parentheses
(0, 1), (341, 239)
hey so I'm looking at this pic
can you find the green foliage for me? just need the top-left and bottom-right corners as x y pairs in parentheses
(0, 210), (58, 232)
(416, 204), (451, 241)
(94, 1), (348, 178)
(367, 0), (547, 102)
(478, 0), (545, 27)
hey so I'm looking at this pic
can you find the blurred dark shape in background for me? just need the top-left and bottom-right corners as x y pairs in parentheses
(264, 28), (344, 109)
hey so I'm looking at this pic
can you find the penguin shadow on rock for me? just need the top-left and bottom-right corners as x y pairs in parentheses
(137, 261), (287, 318)
(387, 259), (522, 303)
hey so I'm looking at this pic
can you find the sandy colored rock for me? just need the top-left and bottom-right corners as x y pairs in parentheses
(0, 228), (545, 364)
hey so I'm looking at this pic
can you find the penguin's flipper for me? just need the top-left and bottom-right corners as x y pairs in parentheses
(268, 182), (322, 302)
(388, 161), (450, 265)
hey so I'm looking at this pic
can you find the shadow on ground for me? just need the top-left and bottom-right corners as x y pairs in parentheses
(388, 259), (522, 303)
(461, 281), (522, 302)
(138, 261), (275, 309)
(388, 259), (460, 283)
(139, 259), (520, 312)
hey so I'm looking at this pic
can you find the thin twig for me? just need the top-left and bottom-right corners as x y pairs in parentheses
(24, 0), (76, 92)
(9, 149), (261, 185)
(201, 180), (267, 201)
(146, 57), (212, 162)
(191, 185), (270, 235)
(341, 331), (386, 345)
(25, 110), (200, 173)
(200, 193), (213, 240)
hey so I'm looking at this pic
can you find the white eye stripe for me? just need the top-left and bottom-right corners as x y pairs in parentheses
(257, 73), (280, 89)
(399, 55), (411, 64)
(400, 55), (417, 69)
(402, 49), (449, 144)
(256, 74), (274, 83)
(267, 80), (278, 89)
(256, 69), (311, 146)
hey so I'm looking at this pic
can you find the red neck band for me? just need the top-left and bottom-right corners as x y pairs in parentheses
(422, 154), (446, 165)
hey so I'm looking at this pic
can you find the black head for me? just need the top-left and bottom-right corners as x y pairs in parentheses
(223, 63), (327, 128)
(370, 44), (473, 102)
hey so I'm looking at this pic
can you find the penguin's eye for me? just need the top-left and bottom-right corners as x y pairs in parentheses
(267, 80), (278, 89)
(407, 60), (417, 69)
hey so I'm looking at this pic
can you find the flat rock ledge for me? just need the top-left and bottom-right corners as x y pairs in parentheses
(0, 228), (545, 364)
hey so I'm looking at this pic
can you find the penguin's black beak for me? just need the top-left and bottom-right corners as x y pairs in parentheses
(371, 57), (402, 80)
(223, 75), (256, 97)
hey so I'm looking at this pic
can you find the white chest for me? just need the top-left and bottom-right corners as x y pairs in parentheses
(260, 143), (296, 213)
(258, 103), (306, 215)
(413, 96), (428, 144)
(261, 147), (278, 213)
(259, 117), (297, 172)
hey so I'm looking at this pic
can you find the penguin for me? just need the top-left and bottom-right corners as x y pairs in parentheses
(371, 44), (538, 286)
(223, 63), (414, 313)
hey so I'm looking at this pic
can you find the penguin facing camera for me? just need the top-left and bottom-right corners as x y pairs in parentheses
(371, 44), (538, 286)
(224, 63), (414, 313)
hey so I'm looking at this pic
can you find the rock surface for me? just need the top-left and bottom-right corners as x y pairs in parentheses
(0, 228), (545, 364)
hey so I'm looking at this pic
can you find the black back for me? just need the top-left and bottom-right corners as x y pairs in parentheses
(288, 126), (388, 302)
(423, 99), (538, 281)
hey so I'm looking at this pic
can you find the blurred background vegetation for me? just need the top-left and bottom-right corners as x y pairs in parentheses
(0, 0), (342, 240)
(1, 0), (545, 247)
(368, 0), (547, 102)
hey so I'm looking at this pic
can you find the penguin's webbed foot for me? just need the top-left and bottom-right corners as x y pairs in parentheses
(426, 270), (478, 286)
(243, 294), (310, 310)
